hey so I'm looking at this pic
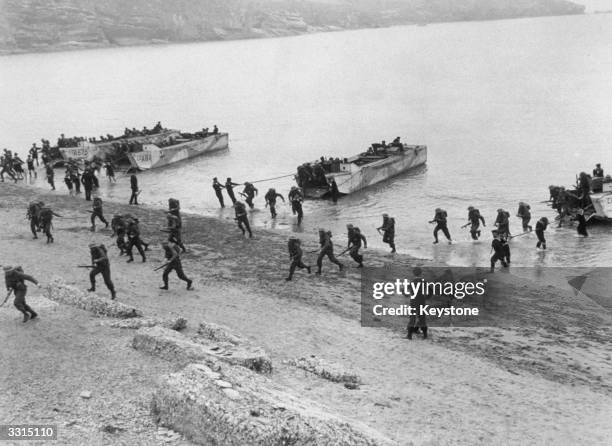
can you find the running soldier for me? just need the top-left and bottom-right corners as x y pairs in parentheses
(490, 230), (509, 272)
(234, 201), (253, 237)
(316, 229), (343, 274)
(27, 155), (36, 180)
(45, 163), (55, 190)
(377, 213), (396, 253)
(90, 196), (109, 231)
(126, 217), (146, 263)
(26, 200), (45, 239)
(346, 224), (367, 268)
(241, 182), (258, 209)
(87, 243), (116, 299)
(264, 188), (285, 218)
(535, 217), (549, 250)
(159, 241), (193, 290)
(429, 208), (452, 244)
(464, 206), (486, 240)
(495, 208), (511, 238)
(3, 265), (39, 322)
(517, 202), (533, 232)
(111, 214), (127, 255)
(288, 186), (305, 225)
(39, 207), (62, 243)
(285, 236), (311, 281)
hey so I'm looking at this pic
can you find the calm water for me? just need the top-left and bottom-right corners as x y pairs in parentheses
(1, 14), (612, 267)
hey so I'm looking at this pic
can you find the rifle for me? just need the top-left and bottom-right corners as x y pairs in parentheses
(461, 223), (471, 229)
(338, 247), (351, 257)
(0, 289), (13, 307)
(509, 231), (531, 239)
(77, 265), (95, 269)
(154, 262), (170, 272)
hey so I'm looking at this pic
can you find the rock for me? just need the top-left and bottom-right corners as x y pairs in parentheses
(287, 356), (362, 385)
(151, 363), (395, 446)
(222, 388), (241, 400)
(214, 380), (232, 388)
(47, 278), (141, 319)
(133, 326), (272, 373)
(80, 391), (92, 399)
(108, 317), (187, 331)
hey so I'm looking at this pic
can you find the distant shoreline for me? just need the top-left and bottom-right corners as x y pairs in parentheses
(0, 12), (585, 57)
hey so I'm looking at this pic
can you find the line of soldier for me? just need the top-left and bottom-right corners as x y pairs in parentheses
(212, 177), (307, 226)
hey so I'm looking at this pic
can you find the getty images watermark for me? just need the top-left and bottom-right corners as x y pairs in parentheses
(361, 266), (612, 328)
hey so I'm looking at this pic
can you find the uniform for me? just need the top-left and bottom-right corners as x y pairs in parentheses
(225, 179), (240, 204)
(4, 266), (38, 322)
(27, 201), (44, 239)
(90, 197), (109, 230)
(347, 225), (367, 267)
(517, 202), (532, 232)
(87, 244), (116, 299)
(39, 207), (61, 243)
(242, 183), (258, 209)
(288, 187), (304, 225)
(467, 207), (485, 240)
(535, 217), (548, 249)
(234, 202), (252, 237)
(407, 269), (427, 339)
(126, 219), (146, 262)
(160, 242), (192, 290)
(212, 178), (225, 208)
(490, 233), (509, 272)
(264, 189), (284, 218)
(495, 209), (511, 237)
(286, 237), (311, 280)
(129, 175), (139, 205)
(378, 214), (396, 252)
(111, 214), (127, 255)
(431, 209), (452, 243)
(316, 230), (343, 274)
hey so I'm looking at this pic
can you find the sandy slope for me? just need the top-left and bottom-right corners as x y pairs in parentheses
(1, 183), (611, 446)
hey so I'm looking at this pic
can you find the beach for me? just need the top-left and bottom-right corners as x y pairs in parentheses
(1, 183), (611, 445)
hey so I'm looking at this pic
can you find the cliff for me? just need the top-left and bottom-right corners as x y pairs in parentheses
(0, 0), (585, 54)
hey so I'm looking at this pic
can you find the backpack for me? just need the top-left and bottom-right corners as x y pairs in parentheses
(39, 208), (53, 222)
(4, 268), (20, 289)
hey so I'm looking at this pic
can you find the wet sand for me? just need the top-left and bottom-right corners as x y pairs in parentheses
(1, 183), (611, 445)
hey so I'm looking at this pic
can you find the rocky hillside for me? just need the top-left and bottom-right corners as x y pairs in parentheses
(0, 0), (585, 54)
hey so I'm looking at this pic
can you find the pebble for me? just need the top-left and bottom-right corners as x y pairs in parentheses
(214, 380), (232, 388)
(222, 388), (241, 400)
(80, 391), (92, 399)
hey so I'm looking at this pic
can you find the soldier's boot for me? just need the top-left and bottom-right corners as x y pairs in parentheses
(422, 327), (428, 339)
(186, 279), (193, 291)
(406, 327), (414, 340)
(22, 313), (30, 323)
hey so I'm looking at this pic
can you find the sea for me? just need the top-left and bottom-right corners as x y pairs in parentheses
(1, 13), (612, 268)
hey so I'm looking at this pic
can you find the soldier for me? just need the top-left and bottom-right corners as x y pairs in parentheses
(377, 213), (396, 253)
(111, 214), (127, 255)
(129, 174), (139, 205)
(39, 207), (62, 243)
(159, 241), (193, 290)
(90, 196), (109, 231)
(234, 201), (252, 238)
(166, 212), (186, 252)
(346, 224), (367, 268)
(329, 178), (339, 203)
(125, 217), (146, 263)
(225, 178), (240, 204)
(26, 200), (44, 239)
(241, 182), (258, 209)
(70, 165), (81, 194)
(168, 197), (181, 217)
(535, 217), (549, 250)
(3, 265), (40, 322)
(464, 206), (486, 240)
(105, 162), (116, 182)
(516, 202), (532, 232)
(27, 155), (36, 179)
(286, 236), (311, 281)
(406, 267), (427, 340)
(45, 163), (55, 190)
(494, 208), (511, 237)
(264, 188), (285, 218)
(429, 208), (452, 244)
(288, 186), (305, 225)
(212, 177), (225, 208)
(490, 230), (509, 273)
(81, 168), (95, 201)
(64, 170), (74, 196)
(87, 243), (116, 300)
(316, 229), (343, 274)
(573, 209), (589, 237)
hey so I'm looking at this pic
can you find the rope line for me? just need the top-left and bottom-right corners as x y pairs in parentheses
(248, 173), (295, 184)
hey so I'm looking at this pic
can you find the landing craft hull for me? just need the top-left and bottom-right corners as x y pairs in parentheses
(303, 145), (427, 198)
(126, 133), (228, 170)
(589, 192), (612, 221)
(59, 130), (181, 163)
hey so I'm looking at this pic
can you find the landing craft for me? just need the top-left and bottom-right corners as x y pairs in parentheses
(548, 174), (612, 222)
(296, 142), (427, 199)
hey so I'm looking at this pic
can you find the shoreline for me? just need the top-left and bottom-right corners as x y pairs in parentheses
(2, 181), (612, 444)
(0, 12), (586, 58)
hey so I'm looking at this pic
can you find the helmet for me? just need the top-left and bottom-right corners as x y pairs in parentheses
(382, 213), (389, 217)
(467, 206), (474, 210)
(435, 208), (441, 212)
(346, 224), (353, 229)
